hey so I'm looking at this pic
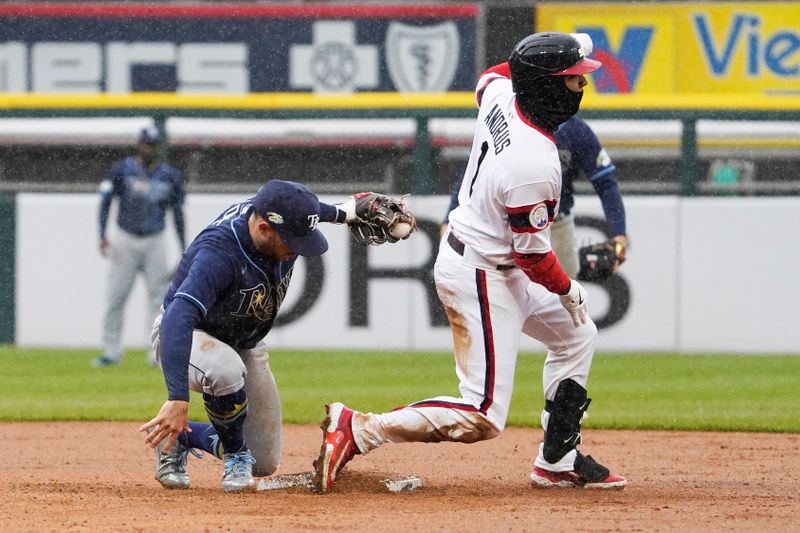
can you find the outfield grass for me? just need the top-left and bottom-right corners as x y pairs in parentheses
(2, 346), (798, 432)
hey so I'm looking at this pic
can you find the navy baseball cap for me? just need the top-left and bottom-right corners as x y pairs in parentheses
(253, 180), (328, 257)
(138, 126), (162, 144)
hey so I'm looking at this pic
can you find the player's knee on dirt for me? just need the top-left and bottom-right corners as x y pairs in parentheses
(482, 424), (501, 441)
(203, 389), (249, 454)
(251, 453), (279, 477)
(542, 379), (591, 464)
(474, 412), (501, 441)
(457, 411), (501, 442)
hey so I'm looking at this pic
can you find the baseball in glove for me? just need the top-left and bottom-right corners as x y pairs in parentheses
(577, 240), (626, 282)
(345, 192), (416, 246)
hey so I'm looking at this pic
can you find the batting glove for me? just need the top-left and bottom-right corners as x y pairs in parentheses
(559, 280), (589, 327)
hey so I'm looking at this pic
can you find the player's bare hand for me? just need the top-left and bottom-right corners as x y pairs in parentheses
(139, 400), (191, 452)
(439, 223), (449, 241)
(99, 238), (110, 257)
(559, 280), (589, 327)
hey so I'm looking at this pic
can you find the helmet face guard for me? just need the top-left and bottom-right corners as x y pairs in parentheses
(508, 32), (602, 132)
(509, 32), (601, 95)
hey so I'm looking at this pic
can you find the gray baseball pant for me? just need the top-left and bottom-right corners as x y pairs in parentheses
(151, 312), (282, 477)
(102, 230), (170, 363)
(550, 212), (579, 279)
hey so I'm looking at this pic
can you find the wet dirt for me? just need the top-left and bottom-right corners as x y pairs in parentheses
(3, 422), (797, 532)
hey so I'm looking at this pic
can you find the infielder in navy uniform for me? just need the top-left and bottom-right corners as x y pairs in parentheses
(444, 115), (627, 278)
(548, 116), (627, 276)
(139, 180), (414, 492)
(94, 126), (185, 367)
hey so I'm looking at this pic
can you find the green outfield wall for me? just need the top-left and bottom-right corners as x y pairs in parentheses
(0, 195), (14, 344)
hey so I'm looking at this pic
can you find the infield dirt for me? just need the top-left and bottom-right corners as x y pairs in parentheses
(3, 422), (798, 532)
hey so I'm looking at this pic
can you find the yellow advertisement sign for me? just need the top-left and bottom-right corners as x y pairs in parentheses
(537, 2), (800, 96)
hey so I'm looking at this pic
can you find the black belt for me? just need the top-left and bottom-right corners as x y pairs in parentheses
(447, 232), (515, 271)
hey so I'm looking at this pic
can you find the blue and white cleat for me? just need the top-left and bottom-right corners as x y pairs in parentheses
(222, 450), (257, 492)
(148, 428), (192, 489)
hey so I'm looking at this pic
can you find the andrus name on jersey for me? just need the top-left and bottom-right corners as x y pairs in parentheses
(484, 104), (512, 155)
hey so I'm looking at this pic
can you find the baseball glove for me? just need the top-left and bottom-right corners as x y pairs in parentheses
(577, 240), (625, 282)
(347, 192), (416, 246)
(349, 222), (394, 246)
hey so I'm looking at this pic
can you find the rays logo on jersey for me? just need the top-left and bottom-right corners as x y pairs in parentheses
(232, 283), (276, 321)
(127, 176), (150, 194)
(230, 269), (293, 322)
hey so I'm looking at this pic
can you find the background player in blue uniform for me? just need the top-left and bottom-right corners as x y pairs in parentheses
(443, 115), (628, 277)
(139, 179), (393, 492)
(94, 126), (185, 367)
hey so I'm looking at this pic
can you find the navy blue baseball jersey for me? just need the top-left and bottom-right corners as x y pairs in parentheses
(445, 116), (626, 237)
(555, 116), (625, 237)
(98, 155), (186, 245)
(159, 196), (341, 401)
(165, 199), (295, 352)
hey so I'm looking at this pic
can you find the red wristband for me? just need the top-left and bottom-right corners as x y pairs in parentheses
(513, 250), (571, 294)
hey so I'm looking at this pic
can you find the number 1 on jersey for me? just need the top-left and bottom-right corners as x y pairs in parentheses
(469, 141), (490, 198)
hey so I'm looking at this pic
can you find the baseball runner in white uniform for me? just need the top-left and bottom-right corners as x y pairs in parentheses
(313, 32), (626, 492)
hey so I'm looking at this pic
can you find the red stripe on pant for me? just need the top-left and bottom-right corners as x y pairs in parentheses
(404, 400), (479, 412)
(396, 269), (497, 416)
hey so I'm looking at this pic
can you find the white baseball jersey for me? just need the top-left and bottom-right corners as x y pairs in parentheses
(349, 66), (597, 476)
(448, 70), (562, 267)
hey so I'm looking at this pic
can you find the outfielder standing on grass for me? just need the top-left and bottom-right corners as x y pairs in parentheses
(139, 179), (414, 492)
(443, 115), (628, 281)
(94, 126), (186, 368)
(314, 32), (626, 493)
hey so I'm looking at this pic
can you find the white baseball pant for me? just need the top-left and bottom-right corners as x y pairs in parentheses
(352, 235), (597, 470)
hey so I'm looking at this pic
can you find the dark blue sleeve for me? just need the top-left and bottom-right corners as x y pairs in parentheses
(159, 297), (201, 401)
(173, 248), (234, 317)
(564, 118), (627, 237)
(593, 176), (626, 237)
(171, 169), (186, 249)
(98, 162), (123, 239)
(173, 206), (186, 251)
(160, 248), (235, 400)
(443, 174), (464, 224)
(319, 201), (347, 224)
(98, 192), (113, 240)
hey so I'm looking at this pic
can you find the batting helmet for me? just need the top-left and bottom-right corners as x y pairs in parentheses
(509, 32), (601, 96)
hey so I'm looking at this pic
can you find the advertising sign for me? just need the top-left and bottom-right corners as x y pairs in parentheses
(537, 2), (800, 96)
(0, 3), (478, 94)
(17, 194), (800, 353)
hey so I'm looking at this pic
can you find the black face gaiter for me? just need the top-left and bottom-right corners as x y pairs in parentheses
(517, 76), (583, 134)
